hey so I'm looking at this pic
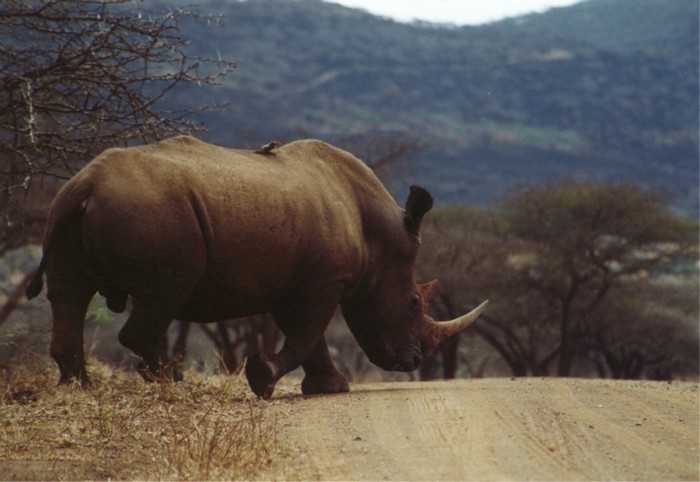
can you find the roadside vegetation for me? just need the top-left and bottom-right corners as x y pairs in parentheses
(0, 358), (280, 480)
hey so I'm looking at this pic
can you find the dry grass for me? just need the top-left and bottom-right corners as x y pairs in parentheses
(0, 357), (281, 480)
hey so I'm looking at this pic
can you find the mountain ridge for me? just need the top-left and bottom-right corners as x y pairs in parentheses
(161, 0), (698, 216)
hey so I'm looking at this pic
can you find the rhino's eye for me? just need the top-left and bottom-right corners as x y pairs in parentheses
(410, 294), (421, 309)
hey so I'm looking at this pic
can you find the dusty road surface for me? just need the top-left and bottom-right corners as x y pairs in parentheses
(265, 378), (699, 481)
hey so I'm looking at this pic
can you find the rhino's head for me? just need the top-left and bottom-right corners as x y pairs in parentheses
(341, 186), (488, 372)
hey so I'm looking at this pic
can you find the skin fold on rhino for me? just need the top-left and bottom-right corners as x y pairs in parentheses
(25, 136), (487, 398)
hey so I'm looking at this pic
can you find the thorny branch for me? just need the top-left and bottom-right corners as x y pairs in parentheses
(0, 0), (236, 254)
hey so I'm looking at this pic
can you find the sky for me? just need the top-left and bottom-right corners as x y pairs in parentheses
(326, 0), (582, 26)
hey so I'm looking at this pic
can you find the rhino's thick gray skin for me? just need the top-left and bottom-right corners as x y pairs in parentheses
(26, 136), (486, 398)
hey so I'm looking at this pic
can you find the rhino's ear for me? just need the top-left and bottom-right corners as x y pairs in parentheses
(404, 185), (433, 235)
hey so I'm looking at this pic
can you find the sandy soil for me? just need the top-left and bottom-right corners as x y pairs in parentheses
(264, 378), (699, 481)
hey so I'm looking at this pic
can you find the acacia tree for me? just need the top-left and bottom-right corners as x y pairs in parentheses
(418, 180), (698, 379)
(585, 280), (699, 380)
(501, 181), (697, 376)
(417, 206), (563, 378)
(0, 0), (235, 254)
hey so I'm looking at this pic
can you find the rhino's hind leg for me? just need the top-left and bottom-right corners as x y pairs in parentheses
(118, 298), (181, 382)
(48, 286), (96, 387)
(301, 338), (349, 395)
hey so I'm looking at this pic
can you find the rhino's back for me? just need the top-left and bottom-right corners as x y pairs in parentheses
(92, 135), (302, 184)
(116, 135), (379, 183)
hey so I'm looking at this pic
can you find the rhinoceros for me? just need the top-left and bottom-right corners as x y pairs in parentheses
(26, 136), (487, 398)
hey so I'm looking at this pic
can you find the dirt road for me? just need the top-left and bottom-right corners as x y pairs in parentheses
(264, 378), (699, 481)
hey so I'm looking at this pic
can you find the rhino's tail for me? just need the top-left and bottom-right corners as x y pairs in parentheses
(25, 257), (47, 300)
(25, 178), (92, 300)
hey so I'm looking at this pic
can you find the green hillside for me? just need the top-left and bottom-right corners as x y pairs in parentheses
(162, 0), (698, 216)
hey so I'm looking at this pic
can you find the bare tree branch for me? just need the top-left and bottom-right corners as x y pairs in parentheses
(0, 0), (236, 254)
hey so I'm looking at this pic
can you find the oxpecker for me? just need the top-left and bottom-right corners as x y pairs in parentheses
(255, 140), (282, 155)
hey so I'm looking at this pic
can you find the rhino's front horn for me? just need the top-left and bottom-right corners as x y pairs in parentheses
(433, 300), (489, 344)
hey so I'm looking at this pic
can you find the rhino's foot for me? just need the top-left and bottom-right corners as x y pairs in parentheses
(136, 360), (183, 383)
(301, 372), (350, 396)
(58, 371), (91, 389)
(137, 362), (159, 383)
(245, 353), (277, 399)
(55, 358), (91, 388)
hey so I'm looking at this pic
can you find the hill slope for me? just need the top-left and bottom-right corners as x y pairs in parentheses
(164, 0), (698, 215)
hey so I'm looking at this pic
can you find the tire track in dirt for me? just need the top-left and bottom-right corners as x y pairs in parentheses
(364, 383), (497, 480)
(565, 380), (699, 479)
(265, 378), (699, 481)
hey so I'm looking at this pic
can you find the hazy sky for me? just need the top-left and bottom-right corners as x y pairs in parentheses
(326, 0), (582, 25)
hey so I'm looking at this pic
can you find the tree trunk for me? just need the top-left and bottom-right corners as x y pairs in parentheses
(440, 333), (460, 379)
(557, 287), (578, 376)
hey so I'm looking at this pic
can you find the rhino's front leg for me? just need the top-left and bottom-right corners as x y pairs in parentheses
(246, 338), (349, 398)
(244, 351), (283, 399)
(245, 285), (343, 399)
(301, 338), (349, 395)
(246, 337), (327, 399)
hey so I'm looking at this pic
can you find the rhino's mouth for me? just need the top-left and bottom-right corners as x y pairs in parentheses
(391, 353), (422, 372)
(369, 345), (422, 372)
